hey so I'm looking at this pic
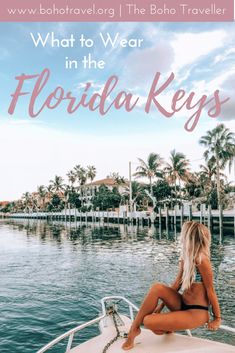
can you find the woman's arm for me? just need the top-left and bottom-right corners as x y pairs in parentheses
(197, 257), (221, 330)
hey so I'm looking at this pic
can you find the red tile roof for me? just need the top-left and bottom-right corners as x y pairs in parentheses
(0, 201), (10, 206)
(86, 178), (128, 187)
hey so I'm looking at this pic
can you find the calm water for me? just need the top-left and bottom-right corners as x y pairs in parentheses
(0, 219), (234, 352)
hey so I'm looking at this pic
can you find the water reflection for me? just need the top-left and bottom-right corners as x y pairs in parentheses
(3, 219), (183, 243)
(0, 219), (234, 353)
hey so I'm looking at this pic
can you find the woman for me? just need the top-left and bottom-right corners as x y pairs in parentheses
(122, 221), (221, 350)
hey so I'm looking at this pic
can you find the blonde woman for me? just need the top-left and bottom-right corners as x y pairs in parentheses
(122, 221), (221, 350)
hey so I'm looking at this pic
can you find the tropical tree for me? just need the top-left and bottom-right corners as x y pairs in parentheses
(31, 196), (39, 212)
(134, 153), (163, 196)
(165, 149), (190, 201)
(199, 161), (217, 184)
(123, 181), (147, 210)
(37, 185), (46, 210)
(199, 124), (235, 206)
(48, 194), (64, 211)
(107, 172), (126, 185)
(68, 190), (82, 209)
(67, 170), (76, 186)
(0, 201), (16, 213)
(184, 173), (202, 200)
(46, 184), (54, 204)
(15, 200), (24, 212)
(49, 175), (64, 194)
(86, 166), (97, 200)
(92, 185), (121, 211)
(152, 179), (172, 204)
(73, 165), (87, 185)
(22, 192), (32, 212)
(87, 165), (97, 183)
(73, 165), (88, 204)
(198, 161), (218, 195)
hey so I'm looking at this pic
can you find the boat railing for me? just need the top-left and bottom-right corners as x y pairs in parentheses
(220, 325), (235, 333)
(36, 296), (235, 353)
(36, 314), (106, 353)
(100, 296), (139, 321)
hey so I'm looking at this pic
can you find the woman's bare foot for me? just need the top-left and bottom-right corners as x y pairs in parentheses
(122, 327), (141, 350)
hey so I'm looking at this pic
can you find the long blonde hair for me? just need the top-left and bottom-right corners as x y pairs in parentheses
(180, 221), (211, 290)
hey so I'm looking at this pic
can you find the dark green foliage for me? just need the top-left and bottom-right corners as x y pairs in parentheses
(207, 188), (218, 210)
(152, 180), (172, 200)
(185, 179), (201, 198)
(0, 202), (14, 213)
(68, 192), (81, 209)
(92, 185), (121, 210)
(47, 194), (64, 211)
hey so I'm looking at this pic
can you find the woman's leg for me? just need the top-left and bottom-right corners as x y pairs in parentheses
(122, 283), (182, 350)
(143, 309), (209, 332)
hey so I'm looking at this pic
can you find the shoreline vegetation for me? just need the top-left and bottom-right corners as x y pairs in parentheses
(1, 124), (235, 219)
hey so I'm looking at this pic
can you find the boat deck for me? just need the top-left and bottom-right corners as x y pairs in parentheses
(70, 315), (235, 353)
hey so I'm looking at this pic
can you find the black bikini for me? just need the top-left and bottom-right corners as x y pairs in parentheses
(181, 300), (208, 311)
(181, 266), (209, 311)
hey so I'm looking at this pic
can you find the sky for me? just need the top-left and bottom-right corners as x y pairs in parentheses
(0, 21), (234, 201)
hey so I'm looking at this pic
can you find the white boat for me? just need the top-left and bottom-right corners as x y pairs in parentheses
(37, 296), (235, 353)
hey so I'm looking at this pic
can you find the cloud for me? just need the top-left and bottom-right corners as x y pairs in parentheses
(171, 30), (227, 72)
(222, 72), (235, 91)
(76, 80), (104, 92)
(219, 98), (235, 121)
(213, 48), (235, 65)
(124, 40), (174, 86)
(122, 28), (229, 91)
(218, 74), (235, 121)
(190, 69), (235, 121)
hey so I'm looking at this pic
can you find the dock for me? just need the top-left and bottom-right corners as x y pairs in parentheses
(4, 205), (235, 233)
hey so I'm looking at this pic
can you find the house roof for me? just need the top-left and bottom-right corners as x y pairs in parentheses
(0, 201), (10, 206)
(86, 178), (128, 187)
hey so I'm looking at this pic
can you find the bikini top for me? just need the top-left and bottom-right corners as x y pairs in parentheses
(195, 266), (202, 282)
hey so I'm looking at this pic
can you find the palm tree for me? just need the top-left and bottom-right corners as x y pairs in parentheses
(49, 175), (64, 194)
(123, 181), (146, 210)
(67, 170), (76, 186)
(108, 172), (126, 185)
(87, 165), (97, 183)
(31, 197), (39, 212)
(37, 185), (46, 210)
(73, 165), (87, 204)
(22, 192), (32, 212)
(134, 153), (163, 196)
(63, 184), (72, 215)
(200, 162), (217, 181)
(86, 166), (97, 200)
(46, 185), (53, 203)
(165, 150), (190, 201)
(77, 167), (87, 187)
(199, 124), (235, 206)
(14, 199), (24, 212)
(199, 161), (226, 199)
(73, 165), (87, 186)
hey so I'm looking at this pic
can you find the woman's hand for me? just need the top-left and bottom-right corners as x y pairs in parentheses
(206, 318), (221, 331)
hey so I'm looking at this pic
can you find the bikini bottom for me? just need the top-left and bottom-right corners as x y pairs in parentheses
(181, 299), (208, 311)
